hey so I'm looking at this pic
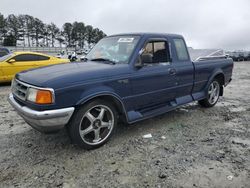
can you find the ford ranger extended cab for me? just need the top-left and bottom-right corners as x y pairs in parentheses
(8, 33), (233, 149)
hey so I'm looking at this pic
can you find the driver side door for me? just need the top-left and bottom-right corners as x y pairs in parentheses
(130, 39), (178, 110)
(2, 54), (37, 81)
(0, 66), (6, 82)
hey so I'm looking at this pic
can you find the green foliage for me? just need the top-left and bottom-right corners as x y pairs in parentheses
(5, 14), (22, 42)
(47, 23), (59, 47)
(62, 22), (73, 47)
(0, 13), (5, 34)
(0, 12), (106, 48)
(3, 34), (16, 46)
(71, 22), (86, 47)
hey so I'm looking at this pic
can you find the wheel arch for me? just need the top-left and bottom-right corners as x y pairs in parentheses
(207, 69), (225, 96)
(76, 92), (128, 123)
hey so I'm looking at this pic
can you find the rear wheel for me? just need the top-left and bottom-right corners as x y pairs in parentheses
(199, 79), (221, 107)
(68, 100), (117, 149)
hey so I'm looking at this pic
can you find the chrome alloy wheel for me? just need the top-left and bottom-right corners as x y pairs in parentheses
(79, 105), (114, 145)
(208, 81), (220, 105)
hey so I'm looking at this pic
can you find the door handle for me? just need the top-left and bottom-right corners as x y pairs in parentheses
(168, 68), (176, 75)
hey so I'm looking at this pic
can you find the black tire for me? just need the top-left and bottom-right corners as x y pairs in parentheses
(68, 99), (117, 150)
(199, 79), (221, 108)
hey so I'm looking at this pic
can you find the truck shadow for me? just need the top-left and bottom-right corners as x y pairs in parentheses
(113, 104), (199, 140)
(9, 103), (200, 154)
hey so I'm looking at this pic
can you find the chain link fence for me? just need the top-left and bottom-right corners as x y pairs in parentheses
(2, 46), (79, 55)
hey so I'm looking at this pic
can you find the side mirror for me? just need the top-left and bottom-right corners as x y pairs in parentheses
(141, 53), (153, 64)
(134, 60), (143, 68)
(8, 59), (16, 63)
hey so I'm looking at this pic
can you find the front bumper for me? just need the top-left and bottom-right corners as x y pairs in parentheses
(8, 94), (75, 132)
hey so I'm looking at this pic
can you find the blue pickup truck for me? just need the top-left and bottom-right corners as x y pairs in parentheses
(8, 33), (233, 149)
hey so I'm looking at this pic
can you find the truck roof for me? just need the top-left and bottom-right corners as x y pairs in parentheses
(109, 32), (183, 38)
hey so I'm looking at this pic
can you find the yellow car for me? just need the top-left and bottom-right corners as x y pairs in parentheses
(0, 51), (69, 83)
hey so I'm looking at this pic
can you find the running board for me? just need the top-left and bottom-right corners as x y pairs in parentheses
(141, 103), (175, 117)
(126, 95), (193, 123)
(127, 101), (176, 123)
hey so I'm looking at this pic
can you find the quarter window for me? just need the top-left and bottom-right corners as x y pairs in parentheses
(173, 39), (189, 61)
(36, 55), (50, 61)
(143, 41), (170, 63)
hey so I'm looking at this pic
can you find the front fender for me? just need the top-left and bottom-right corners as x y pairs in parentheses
(76, 86), (124, 106)
(75, 86), (129, 122)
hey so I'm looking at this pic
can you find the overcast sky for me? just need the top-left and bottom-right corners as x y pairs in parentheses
(1, 0), (250, 50)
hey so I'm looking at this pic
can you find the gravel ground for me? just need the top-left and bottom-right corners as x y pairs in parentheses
(0, 62), (250, 188)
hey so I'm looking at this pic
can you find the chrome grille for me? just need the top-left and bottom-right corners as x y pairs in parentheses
(12, 79), (29, 101)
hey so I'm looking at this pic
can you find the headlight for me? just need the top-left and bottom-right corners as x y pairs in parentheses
(27, 88), (54, 104)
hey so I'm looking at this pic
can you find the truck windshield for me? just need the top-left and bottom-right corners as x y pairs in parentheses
(86, 36), (140, 64)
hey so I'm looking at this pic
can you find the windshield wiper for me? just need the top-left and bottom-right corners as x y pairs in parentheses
(90, 58), (116, 65)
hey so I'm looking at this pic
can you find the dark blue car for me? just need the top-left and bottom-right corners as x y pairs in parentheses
(0, 47), (10, 57)
(8, 33), (233, 149)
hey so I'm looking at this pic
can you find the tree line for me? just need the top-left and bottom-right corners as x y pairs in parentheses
(0, 13), (106, 49)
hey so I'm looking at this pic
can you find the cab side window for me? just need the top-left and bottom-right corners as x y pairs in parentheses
(173, 39), (189, 61)
(143, 41), (170, 63)
(14, 54), (35, 61)
(13, 54), (50, 62)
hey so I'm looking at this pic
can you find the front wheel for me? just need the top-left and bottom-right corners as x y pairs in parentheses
(199, 79), (221, 108)
(68, 100), (117, 149)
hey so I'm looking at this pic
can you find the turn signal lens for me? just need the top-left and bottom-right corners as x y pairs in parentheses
(27, 88), (54, 104)
(36, 90), (53, 104)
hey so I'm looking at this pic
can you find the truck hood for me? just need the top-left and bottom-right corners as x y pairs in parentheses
(16, 61), (131, 89)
